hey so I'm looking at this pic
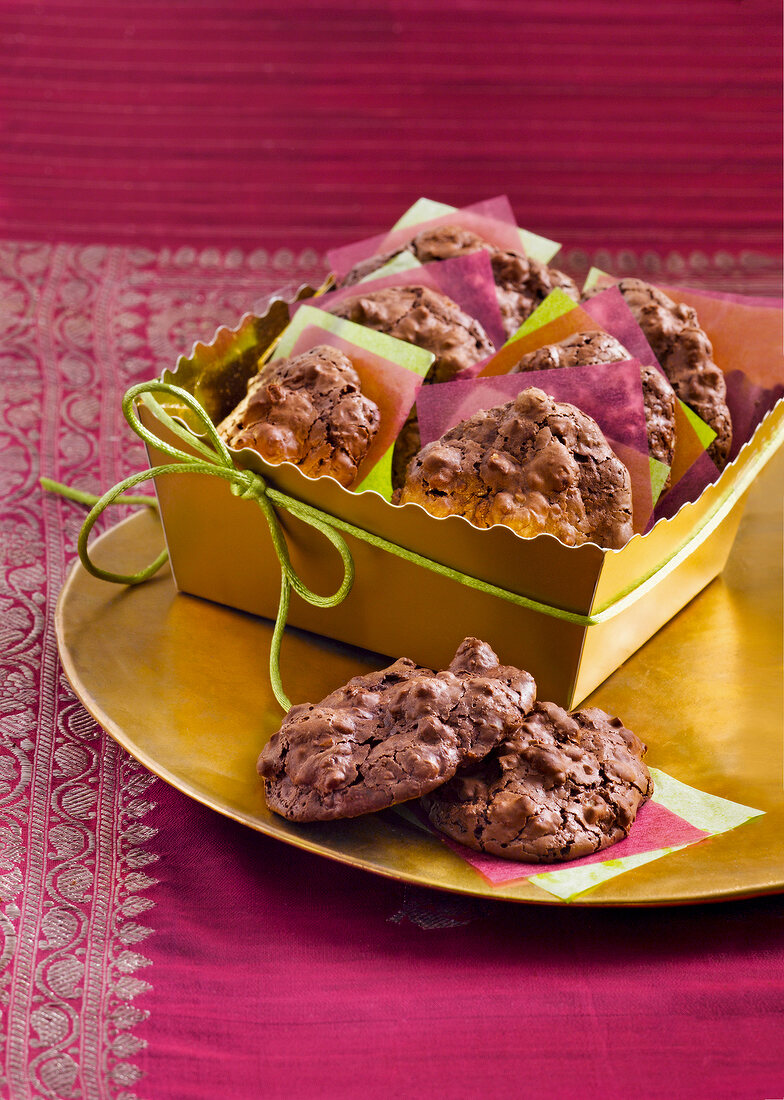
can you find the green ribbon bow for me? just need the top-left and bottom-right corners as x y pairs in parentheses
(43, 380), (355, 711)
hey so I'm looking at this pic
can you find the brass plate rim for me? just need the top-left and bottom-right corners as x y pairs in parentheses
(55, 511), (784, 909)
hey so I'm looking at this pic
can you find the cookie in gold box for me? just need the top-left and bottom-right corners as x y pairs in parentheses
(144, 281), (784, 708)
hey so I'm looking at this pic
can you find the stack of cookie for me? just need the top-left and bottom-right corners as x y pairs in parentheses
(342, 237), (730, 533)
(215, 211), (733, 554)
(258, 638), (653, 865)
(337, 222), (581, 339)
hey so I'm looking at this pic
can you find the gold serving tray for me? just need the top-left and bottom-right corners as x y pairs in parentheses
(56, 447), (784, 906)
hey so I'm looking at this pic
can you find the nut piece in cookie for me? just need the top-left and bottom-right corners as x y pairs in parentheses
(328, 284), (495, 487)
(584, 278), (732, 468)
(510, 330), (677, 480)
(218, 345), (380, 489)
(396, 386), (634, 549)
(340, 223), (580, 339)
(257, 637), (536, 823)
(423, 701), (653, 863)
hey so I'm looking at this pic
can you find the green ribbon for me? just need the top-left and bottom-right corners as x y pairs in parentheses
(44, 379), (761, 714)
(44, 381), (355, 712)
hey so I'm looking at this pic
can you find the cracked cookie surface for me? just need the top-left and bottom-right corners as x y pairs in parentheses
(218, 344), (379, 488)
(423, 701), (653, 863)
(510, 330), (677, 475)
(584, 278), (732, 468)
(340, 223), (580, 338)
(396, 386), (634, 548)
(258, 638), (536, 822)
(328, 284), (494, 385)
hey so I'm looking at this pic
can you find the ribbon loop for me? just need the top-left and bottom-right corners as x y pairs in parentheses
(58, 380), (359, 712)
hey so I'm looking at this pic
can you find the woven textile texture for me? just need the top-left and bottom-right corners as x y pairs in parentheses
(1, 1), (782, 258)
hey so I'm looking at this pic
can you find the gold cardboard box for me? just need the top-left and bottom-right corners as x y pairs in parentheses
(145, 295), (784, 708)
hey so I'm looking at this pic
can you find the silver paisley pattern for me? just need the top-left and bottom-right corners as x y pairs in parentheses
(0, 239), (779, 1098)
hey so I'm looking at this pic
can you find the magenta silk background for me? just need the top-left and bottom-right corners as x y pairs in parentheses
(1, 2), (783, 1098)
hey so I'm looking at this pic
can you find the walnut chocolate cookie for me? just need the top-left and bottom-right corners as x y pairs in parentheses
(328, 284), (494, 486)
(422, 701), (653, 863)
(340, 223), (580, 338)
(509, 330), (628, 373)
(328, 284), (493, 386)
(584, 278), (732, 468)
(510, 330), (677, 477)
(258, 638), (536, 823)
(217, 345), (379, 489)
(396, 387), (634, 548)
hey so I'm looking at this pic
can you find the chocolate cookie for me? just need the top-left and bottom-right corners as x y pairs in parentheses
(639, 361), (678, 480)
(328, 284), (494, 386)
(396, 387), (634, 548)
(340, 223), (580, 338)
(258, 638), (537, 823)
(423, 701), (653, 863)
(584, 278), (732, 468)
(218, 345), (380, 488)
(510, 330), (629, 373)
(328, 284), (494, 486)
(510, 331), (677, 476)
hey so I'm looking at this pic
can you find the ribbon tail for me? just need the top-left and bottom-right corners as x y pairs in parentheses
(41, 477), (158, 509)
(268, 569), (293, 712)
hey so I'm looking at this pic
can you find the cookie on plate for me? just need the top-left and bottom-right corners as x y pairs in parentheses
(396, 386), (634, 549)
(422, 701), (653, 863)
(510, 330), (677, 478)
(328, 284), (494, 485)
(584, 278), (732, 468)
(340, 223), (580, 338)
(217, 345), (379, 488)
(258, 637), (536, 822)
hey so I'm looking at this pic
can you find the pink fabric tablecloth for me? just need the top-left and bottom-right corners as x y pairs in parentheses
(1, 3), (783, 1098)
